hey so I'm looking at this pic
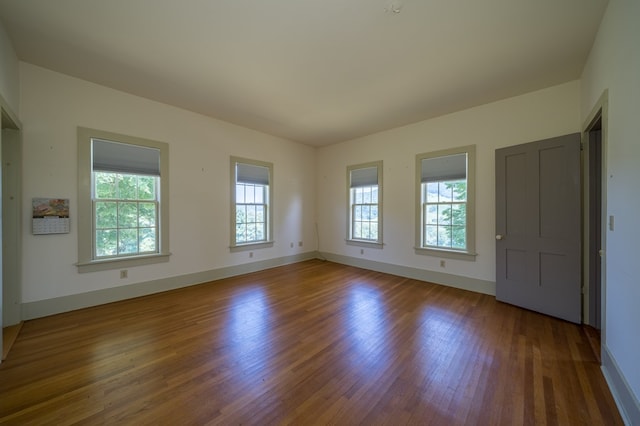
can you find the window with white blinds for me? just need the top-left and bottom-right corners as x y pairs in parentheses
(77, 127), (170, 272)
(415, 145), (476, 260)
(231, 157), (274, 249)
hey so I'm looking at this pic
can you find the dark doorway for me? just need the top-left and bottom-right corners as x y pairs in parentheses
(587, 115), (603, 330)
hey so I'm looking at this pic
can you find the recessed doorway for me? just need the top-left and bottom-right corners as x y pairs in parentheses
(1, 106), (22, 361)
(582, 91), (608, 364)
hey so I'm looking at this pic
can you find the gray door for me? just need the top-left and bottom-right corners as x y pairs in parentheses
(495, 133), (581, 323)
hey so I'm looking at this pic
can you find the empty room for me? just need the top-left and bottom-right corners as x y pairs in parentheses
(0, 0), (638, 424)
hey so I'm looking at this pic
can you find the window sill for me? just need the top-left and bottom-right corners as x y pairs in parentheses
(230, 241), (275, 253)
(414, 247), (477, 261)
(76, 252), (171, 273)
(346, 239), (384, 249)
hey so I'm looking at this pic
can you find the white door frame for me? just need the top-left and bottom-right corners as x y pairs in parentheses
(1, 96), (22, 363)
(582, 90), (609, 343)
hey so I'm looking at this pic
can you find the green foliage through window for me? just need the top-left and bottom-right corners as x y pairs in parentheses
(94, 172), (158, 257)
(423, 180), (467, 250)
(351, 185), (379, 240)
(235, 183), (267, 244)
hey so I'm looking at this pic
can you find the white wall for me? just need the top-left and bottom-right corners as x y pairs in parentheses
(316, 81), (581, 290)
(581, 0), (640, 409)
(19, 62), (316, 303)
(0, 21), (19, 113)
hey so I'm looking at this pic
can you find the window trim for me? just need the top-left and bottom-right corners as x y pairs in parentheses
(230, 156), (274, 251)
(346, 161), (383, 247)
(415, 145), (476, 261)
(77, 127), (170, 273)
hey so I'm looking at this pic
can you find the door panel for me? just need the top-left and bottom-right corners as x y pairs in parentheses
(505, 152), (528, 237)
(496, 134), (581, 323)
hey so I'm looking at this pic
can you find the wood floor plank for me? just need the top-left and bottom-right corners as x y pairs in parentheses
(0, 260), (623, 425)
(2, 322), (24, 361)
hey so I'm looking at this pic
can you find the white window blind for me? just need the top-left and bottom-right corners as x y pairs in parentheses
(236, 163), (269, 185)
(350, 166), (378, 187)
(92, 138), (161, 176)
(421, 153), (466, 183)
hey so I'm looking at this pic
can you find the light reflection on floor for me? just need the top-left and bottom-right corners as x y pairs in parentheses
(225, 287), (272, 389)
(415, 305), (489, 394)
(345, 284), (391, 370)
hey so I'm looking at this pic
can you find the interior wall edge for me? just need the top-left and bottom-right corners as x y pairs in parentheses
(0, 92), (21, 130)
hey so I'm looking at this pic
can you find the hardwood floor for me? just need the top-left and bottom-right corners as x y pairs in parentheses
(583, 325), (602, 364)
(2, 322), (23, 361)
(0, 260), (622, 425)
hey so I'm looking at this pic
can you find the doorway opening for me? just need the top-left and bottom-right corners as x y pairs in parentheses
(1, 106), (22, 361)
(586, 115), (603, 330)
(582, 91), (608, 364)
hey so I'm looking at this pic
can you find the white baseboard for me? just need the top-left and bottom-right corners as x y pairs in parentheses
(21, 252), (318, 320)
(601, 344), (640, 425)
(319, 252), (496, 295)
(22, 251), (496, 321)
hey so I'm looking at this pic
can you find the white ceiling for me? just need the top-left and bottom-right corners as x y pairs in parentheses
(0, 0), (608, 146)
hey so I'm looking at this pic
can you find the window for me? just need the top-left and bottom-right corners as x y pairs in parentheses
(230, 157), (273, 250)
(415, 145), (476, 260)
(347, 161), (383, 245)
(77, 127), (170, 272)
(93, 170), (158, 257)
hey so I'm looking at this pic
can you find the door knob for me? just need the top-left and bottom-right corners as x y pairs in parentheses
(495, 234), (504, 240)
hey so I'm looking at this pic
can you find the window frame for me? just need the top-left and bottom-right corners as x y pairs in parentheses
(415, 145), (476, 261)
(77, 127), (170, 272)
(346, 161), (383, 247)
(230, 156), (274, 251)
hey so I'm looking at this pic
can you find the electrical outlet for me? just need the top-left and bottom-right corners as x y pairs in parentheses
(120, 269), (128, 279)
(360, 248), (364, 255)
(298, 241), (303, 247)
(290, 242), (294, 248)
(440, 260), (446, 268)
(249, 252), (253, 258)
